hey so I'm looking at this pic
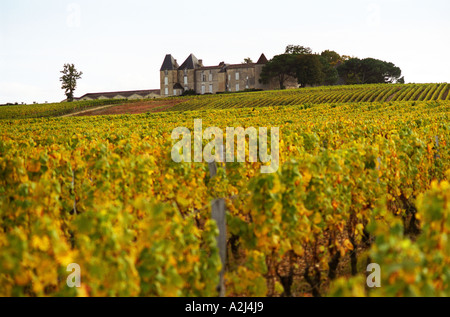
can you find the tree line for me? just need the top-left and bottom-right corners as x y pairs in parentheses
(260, 45), (404, 89)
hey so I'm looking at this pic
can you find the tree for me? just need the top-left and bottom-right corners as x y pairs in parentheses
(337, 58), (402, 84)
(285, 45), (312, 55)
(295, 54), (324, 88)
(319, 55), (339, 86)
(243, 57), (253, 64)
(259, 54), (297, 89)
(336, 58), (362, 85)
(60, 64), (83, 102)
(284, 46), (338, 87)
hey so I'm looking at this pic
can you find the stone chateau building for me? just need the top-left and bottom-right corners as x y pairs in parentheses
(160, 53), (281, 96)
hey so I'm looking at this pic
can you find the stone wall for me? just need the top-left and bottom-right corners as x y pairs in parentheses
(160, 70), (178, 96)
(194, 68), (225, 94)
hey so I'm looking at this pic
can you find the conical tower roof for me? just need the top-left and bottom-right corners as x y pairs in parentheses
(256, 53), (269, 64)
(179, 54), (201, 70)
(160, 54), (179, 71)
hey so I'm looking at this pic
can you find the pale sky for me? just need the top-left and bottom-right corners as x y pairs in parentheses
(0, 0), (449, 104)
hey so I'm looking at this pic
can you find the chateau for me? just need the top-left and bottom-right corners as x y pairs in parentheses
(160, 53), (282, 96)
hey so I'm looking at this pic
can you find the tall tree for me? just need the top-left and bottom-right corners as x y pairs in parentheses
(259, 54), (297, 89)
(319, 55), (339, 86)
(295, 54), (324, 88)
(243, 57), (253, 64)
(60, 64), (83, 102)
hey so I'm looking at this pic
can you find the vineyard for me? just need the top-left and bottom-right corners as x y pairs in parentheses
(0, 90), (449, 296)
(0, 99), (129, 120)
(166, 83), (450, 112)
(1, 83), (449, 120)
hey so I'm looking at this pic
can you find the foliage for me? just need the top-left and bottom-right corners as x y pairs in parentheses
(330, 180), (450, 297)
(263, 44), (403, 89)
(165, 83), (450, 112)
(182, 89), (197, 96)
(0, 99), (129, 119)
(285, 45), (313, 55)
(337, 58), (403, 84)
(319, 55), (339, 86)
(60, 64), (83, 102)
(0, 95), (448, 297)
(295, 54), (325, 87)
(320, 50), (343, 67)
(259, 54), (297, 89)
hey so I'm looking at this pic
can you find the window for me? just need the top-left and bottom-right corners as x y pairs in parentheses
(184, 76), (188, 85)
(165, 87), (169, 95)
(235, 72), (240, 81)
(209, 84), (213, 93)
(164, 70), (168, 76)
(236, 84), (240, 92)
(246, 76), (249, 89)
(164, 76), (168, 85)
(201, 85), (205, 94)
(201, 71), (205, 82)
(209, 71), (212, 82)
(173, 89), (177, 96)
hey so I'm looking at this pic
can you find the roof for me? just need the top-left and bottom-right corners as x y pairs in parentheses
(173, 83), (184, 90)
(198, 62), (260, 71)
(179, 54), (201, 70)
(257, 53), (268, 64)
(160, 54), (179, 71)
(161, 53), (269, 73)
(76, 89), (160, 100)
(224, 63), (256, 69)
(198, 65), (225, 71)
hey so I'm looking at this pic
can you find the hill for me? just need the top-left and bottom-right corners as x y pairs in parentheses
(1, 83), (449, 119)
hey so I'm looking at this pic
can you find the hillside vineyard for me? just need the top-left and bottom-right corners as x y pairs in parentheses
(0, 90), (449, 296)
(1, 83), (449, 120)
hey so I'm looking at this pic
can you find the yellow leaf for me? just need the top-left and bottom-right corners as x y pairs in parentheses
(176, 194), (190, 208)
(343, 239), (354, 251)
(293, 244), (304, 256)
(27, 161), (41, 173)
(313, 212), (322, 225)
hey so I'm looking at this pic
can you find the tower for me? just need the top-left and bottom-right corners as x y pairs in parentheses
(178, 54), (201, 93)
(160, 54), (179, 96)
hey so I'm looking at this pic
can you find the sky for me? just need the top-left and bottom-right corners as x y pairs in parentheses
(0, 0), (449, 104)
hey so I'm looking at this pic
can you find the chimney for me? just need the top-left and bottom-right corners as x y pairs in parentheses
(198, 59), (203, 67)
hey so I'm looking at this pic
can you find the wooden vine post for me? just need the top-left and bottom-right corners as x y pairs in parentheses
(208, 145), (227, 297)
